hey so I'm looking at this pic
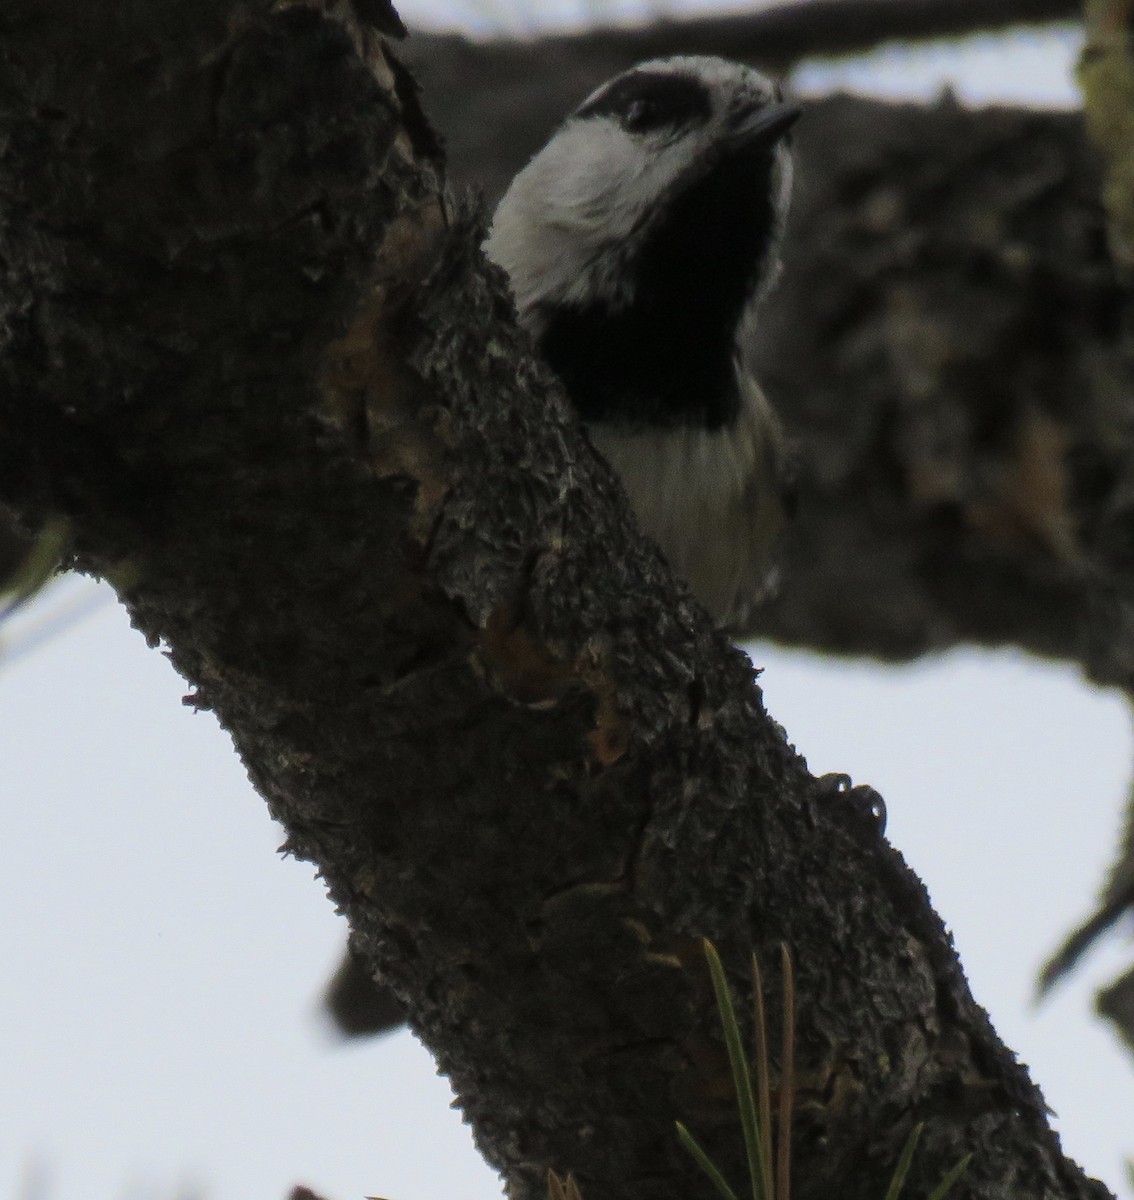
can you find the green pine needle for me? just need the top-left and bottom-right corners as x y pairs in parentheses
(703, 938), (770, 1200)
(884, 1124), (924, 1200)
(926, 1153), (972, 1200)
(676, 1121), (743, 1200)
(680, 941), (971, 1200)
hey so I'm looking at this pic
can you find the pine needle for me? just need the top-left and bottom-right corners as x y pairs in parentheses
(703, 938), (768, 1200)
(926, 1153), (972, 1200)
(751, 953), (775, 1200)
(676, 1121), (743, 1200)
(884, 1123), (924, 1200)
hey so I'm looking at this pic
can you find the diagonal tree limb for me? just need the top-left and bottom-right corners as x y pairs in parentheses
(0, 4), (1119, 1200)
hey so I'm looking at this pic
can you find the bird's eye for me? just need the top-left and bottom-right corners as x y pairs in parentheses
(575, 71), (711, 134)
(623, 98), (657, 131)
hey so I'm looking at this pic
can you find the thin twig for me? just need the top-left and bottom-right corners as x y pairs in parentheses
(751, 955), (774, 1200)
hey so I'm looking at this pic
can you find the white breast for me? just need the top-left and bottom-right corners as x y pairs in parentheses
(588, 369), (786, 630)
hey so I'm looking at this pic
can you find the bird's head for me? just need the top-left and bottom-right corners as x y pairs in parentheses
(485, 56), (799, 340)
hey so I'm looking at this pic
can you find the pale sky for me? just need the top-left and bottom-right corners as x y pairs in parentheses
(4, 13), (1132, 1200)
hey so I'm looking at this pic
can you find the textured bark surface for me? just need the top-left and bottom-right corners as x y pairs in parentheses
(0, 4), (1123, 1200)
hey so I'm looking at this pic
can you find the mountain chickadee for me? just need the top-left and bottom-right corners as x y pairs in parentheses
(485, 55), (799, 629)
(325, 57), (799, 1038)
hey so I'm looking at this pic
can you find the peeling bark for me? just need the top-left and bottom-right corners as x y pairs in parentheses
(0, 4), (1121, 1200)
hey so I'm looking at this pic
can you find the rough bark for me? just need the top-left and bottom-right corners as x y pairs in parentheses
(0, 5), (1120, 1200)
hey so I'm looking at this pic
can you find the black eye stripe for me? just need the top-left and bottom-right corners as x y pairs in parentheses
(576, 71), (712, 134)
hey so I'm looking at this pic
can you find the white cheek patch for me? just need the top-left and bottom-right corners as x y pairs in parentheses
(484, 55), (796, 625)
(485, 116), (706, 318)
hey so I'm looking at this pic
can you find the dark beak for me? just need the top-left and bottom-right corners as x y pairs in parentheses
(728, 101), (802, 151)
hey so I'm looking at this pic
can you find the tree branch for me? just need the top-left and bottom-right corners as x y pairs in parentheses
(402, 1), (1082, 202)
(0, 4), (1117, 1200)
(406, 0), (1079, 89)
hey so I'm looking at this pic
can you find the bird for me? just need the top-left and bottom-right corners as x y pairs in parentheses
(484, 54), (799, 630)
(324, 56), (800, 1038)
